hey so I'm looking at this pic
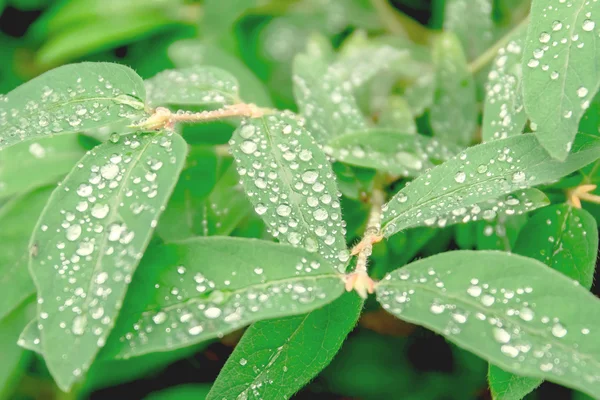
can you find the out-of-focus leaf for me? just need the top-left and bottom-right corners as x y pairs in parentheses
(430, 33), (477, 147)
(377, 96), (417, 133)
(145, 384), (212, 400)
(444, 0), (494, 60)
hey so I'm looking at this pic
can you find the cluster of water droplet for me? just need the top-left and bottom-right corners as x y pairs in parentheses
(229, 111), (350, 271)
(382, 144), (534, 235)
(525, 4), (597, 137)
(145, 66), (239, 108)
(0, 71), (145, 149)
(324, 133), (459, 177)
(31, 132), (178, 376)
(117, 256), (339, 358)
(485, 33), (526, 140)
(377, 263), (597, 381)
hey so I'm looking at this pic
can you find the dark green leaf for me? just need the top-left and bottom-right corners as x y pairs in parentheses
(207, 293), (363, 400)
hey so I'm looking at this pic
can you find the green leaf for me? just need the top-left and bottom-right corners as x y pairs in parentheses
(444, 0), (495, 60)
(0, 188), (53, 321)
(376, 250), (600, 398)
(522, 0), (600, 160)
(0, 62), (146, 151)
(430, 33), (477, 147)
(482, 24), (528, 142)
(293, 50), (368, 143)
(157, 149), (252, 241)
(488, 364), (542, 400)
(145, 66), (241, 109)
(404, 73), (435, 116)
(475, 214), (529, 252)
(29, 131), (187, 391)
(36, 15), (177, 67)
(168, 41), (273, 107)
(381, 133), (600, 237)
(230, 112), (349, 271)
(324, 129), (459, 177)
(105, 237), (345, 359)
(0, 301), (35, 400)
(207, 293), (363, 400)
(0, 135), (85, 199)
(515, 204), (598, 289)
(487, 205), (599, 399)
(377, 96), (417, 133)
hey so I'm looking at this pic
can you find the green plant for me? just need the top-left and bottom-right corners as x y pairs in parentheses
(1, 0), (600, 399)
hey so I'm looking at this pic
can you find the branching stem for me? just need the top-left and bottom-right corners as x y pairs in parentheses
(135, 103), (266, 131)
(344, 188), (385, 298)
(568, 184), (600, 208)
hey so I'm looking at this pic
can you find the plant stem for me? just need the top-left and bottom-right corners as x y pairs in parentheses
(136, 103), (267, 131)
(468, 15), (530, 75)
(344, 188), (385, 298)
(370, 0), (433, 44)
(567, 184), (599, 208)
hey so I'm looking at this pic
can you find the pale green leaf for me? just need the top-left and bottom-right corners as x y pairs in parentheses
(145, 66), (240, 109)
(444, 0), (495, 60)
(382, 133), (600, 237)
(230, 112), (349, 271)
(29, 131), (187, 391)
(430, 33), (477, 147)
(293, 51), (368, 143)
(145, 384), (212, 400)
(0, 62), (146, 151)
(324, 129), (459, 177)
(0, 135), (85, 199)
(377, 250), (600, 398)
(168, 41), (273, 107)
(0, 301), (35, 400)
(404, 73), (435, 116)
(488, 205), (599, 398)
(482, 24), (528, 142)
(377, 96), (417, 133)
(0, 188), (53, 321)
(522, 0), (600, 160)
(106, 237), (345, 359)
(207, 293), (363, 400)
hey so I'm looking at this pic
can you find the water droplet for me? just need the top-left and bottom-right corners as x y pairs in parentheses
(241, 141), (257, 154)
(72, 315), (87, 336)
(204, 307), (222, 319)
(493, 327), (511, 343)
(454, 171), (466, 183)
(551, 322), (567, 338)
(583, 19), (595, 32)
(276, 204), (292, 217)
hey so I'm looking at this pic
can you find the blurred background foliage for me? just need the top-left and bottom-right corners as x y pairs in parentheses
(0, 0), (594, 399)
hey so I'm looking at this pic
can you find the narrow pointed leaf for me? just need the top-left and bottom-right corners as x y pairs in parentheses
(488, 205), (599, 398)
(145, 66), (240, 109)
(405, 73), (435, 116)
(0, 135), (85, 199)
(104, 237), (345, 359)
(444, 0), (494, 60)
(293, 51), (368, 143)
(29, 131), (187, 390)
(207, 293), (363, 400)
(230, 112), (349, 271)
(377, 250), (600, 398)
(324, 129), (459, 177)
(0, 62), (147, 150)
(430, 33), (477, 147)
(482, 24), (528, 142)
(0, 188), (53, 321)
(382, 133), (600, 237)
(377, 96), (417, 133)
(523, 0), (600, 160)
